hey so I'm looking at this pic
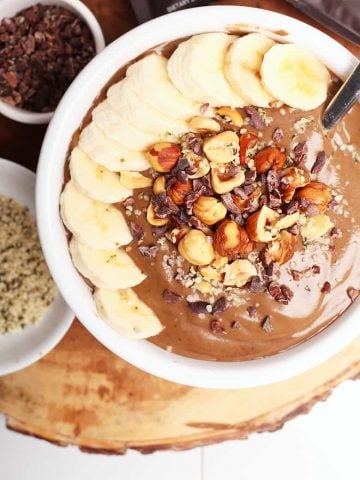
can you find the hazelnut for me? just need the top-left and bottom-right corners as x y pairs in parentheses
(267, 231), (296, 265)
(178, 229), (215, 266)
(146, 203), (169, 227)
(246, 206), (280, 243)
(165, 226), (190, 244)
(300, 214), (334, 240)
(167, 179), (192, 205)
(239, 132), (258, 166)
(199, 253), (228, 281)
(223, 259), (257, 287)
(188, 156), (211, 179)
(203, 131), (240, 164)
(230, 187), (261, 213)
(211, 164), (245, 194)
(120, 171), (153, 189)
(193, 196), (227, 225)
(213, 219), (254, 260)
(254, 146), (286, 173)
(294, 182), (332, 213)
(216, 107), (243, 127)
(189, 116), (221, 132)
(275, 211), (300, 231)
(281, 167), (310, 202)
(147, 142), (181, 172)
(153, 175), (166, 195)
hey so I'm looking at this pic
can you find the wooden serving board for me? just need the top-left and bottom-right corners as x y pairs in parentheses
(0, 0), (359, 454)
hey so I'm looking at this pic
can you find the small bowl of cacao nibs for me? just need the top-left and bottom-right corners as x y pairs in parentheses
(0, 0), (105, 124)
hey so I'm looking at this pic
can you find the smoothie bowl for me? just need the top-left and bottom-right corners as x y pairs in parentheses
(36, 6), (360, 388)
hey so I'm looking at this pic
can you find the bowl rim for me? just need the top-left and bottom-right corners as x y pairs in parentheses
(0, 158), (74, 376)
(36, 5), (359, 389)
(0, 0), (106, 125)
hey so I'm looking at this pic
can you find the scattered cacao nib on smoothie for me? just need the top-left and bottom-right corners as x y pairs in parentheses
(60, 32), (360, 361)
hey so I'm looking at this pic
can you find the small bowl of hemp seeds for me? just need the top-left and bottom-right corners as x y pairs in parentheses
(0, 158), (73, 375)
(0, 0), (105, 124)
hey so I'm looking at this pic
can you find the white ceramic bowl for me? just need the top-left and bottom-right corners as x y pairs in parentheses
(0, 158), (74, 375)
(36, 6), (359, 389)
(0, 0), (105, 124)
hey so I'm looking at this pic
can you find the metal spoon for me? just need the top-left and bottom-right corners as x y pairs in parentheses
(321, 63), (360, 130)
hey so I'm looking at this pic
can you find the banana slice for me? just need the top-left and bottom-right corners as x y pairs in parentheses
(70, 237), (146, 289)
(261, 44), (330, 110)
(94, 288), (163, 340)
(79, 122), (150, 172)
(225, 33), (276, 107)
(126, 53), (200, 119)
(168, 33), (246, 107)
(60, 181), (132, 250)
(92, 100), (160, 150)
(108, 78), (189, 135)
(69, 147), (132, 203)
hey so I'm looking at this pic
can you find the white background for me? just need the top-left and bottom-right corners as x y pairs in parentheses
(1, 380), (360, 479)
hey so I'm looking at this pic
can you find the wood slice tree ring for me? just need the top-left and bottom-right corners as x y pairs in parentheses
(0, 321), (359, 454)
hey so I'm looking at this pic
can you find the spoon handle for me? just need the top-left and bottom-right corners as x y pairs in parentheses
(321, 63), (360, 130)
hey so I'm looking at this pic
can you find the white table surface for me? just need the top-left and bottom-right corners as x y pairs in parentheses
(1, 379), (360, 480)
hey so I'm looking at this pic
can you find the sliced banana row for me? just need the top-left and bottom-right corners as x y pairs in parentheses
(169, 32), (329, 110)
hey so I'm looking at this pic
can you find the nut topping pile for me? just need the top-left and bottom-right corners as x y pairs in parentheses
(132, 106), (338, 320)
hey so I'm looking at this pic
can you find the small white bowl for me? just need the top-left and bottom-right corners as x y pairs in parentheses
(0, 0), (105, 124)
(0, 158), (74, 375)
(36, 6), (359, 389)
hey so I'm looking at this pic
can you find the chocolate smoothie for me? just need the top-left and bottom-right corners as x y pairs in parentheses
(64, 36), (360, 361)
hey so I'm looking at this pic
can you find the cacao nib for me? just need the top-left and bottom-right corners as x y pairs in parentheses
(163, 289), (181, 304)
(321, 281), (331, 294)
(311, 265), (320, 274)
(249, 276), (264, 293)
(328, 198), (339, 210)
(231, 321), (241, 329)
(281, 285), (294, 301)
(244, 169), (257, 185)
(199, 102), (209, 115)
(139, 245), (158, 258)
(264, 262), (275, 278)
(293, 141), (308, 165)
(247, 305), (258, 318)
(306, 204), (320, 216)
(330, 227), (341, 238)
(347, 287), (359, 302)
(233, 187), (248, 199)
(244, 106), (266, 130)
(311, 150), (327, 174)
(268, 282), (281, 298)
(232, 213), (245, 226)
(176, 169), (188, 183)
(210, 319), (226, 334)
(123, 196), (135, 207)
(291, 270), (303, 281)
(152, 225), (170, 238)
(259, 249), (272, 267)
(185, 189), (204, 215)
(129, 221), (144, 241)
(272, 127), (284, 142)
(152, 192), (167, 205)
(155, 204), (172, 218)
(221, 164), (240, 180)
(0, 4), (96, 112)
(188, 301), (210, 314)
(261, 315), (273, 332)
(243, 184), (255, 196)
(171, 157), (189, 173)
(221, 193), (242, 214)
(268, 191), (282, 209)
(289, 223), (300, 235)
(284, 199), (299, 215)
(266, 170), (281, 192)
(212, 297), (228, 314)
